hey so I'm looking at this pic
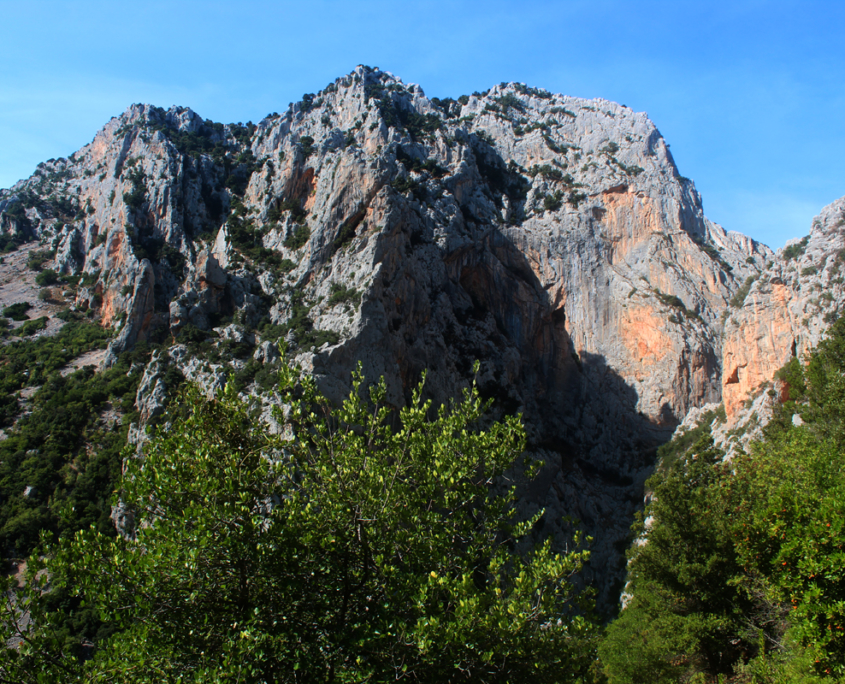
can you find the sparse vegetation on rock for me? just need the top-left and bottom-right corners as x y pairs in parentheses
(0, 64), (840, 681)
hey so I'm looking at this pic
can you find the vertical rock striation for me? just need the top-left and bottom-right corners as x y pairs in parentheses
(0, 66), (780, 605)
(722, 196), (845, 417)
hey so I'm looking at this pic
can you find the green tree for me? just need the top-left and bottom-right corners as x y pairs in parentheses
(1, 359), (597, 683)
(802, 316), (845, 446)
(599, 435), (754, 683)
(736, 315), (845, 675)
(728, 429), (845, 677)
(601, 316), (845, 682)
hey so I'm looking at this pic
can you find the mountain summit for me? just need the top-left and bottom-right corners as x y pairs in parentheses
(3, 66), (828, 603)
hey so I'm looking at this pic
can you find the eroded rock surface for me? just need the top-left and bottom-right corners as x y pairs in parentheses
(1, 66), (781, 606)
(722, 196), (845, 418)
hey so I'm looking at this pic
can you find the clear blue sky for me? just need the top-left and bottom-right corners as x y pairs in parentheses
(1, 0), (842, 249)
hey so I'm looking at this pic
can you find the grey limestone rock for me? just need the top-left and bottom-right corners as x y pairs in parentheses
(254, 340), (281, 364)
(134, 352), (169, 425)
(0, 66), (794, 609)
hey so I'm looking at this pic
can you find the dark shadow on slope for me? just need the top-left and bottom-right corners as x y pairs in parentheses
(305, 123), (682, 613)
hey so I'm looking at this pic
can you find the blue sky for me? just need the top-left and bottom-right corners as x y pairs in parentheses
(1, 0), (842, 249)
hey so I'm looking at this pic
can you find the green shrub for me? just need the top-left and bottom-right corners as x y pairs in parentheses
(299, 135), (315, 160)
(0, 318), (124, 565)
(0, 317), (112, 424)
(528, 164), (563, 181)
(268, 198), (307, 225)
(26, 249), (53, 271)
(327, 283), (361, 308)
(175, 323), (215, 346)
(542, 191), (564, 212)
(395, 148), (447, 178)
(3, 302), (31, 321)
(278, 258), (296, 274)
(283, 224), (310, 250)
(655, 290), (699, 321)
(281, 292), (338, 351)
(391, 175), (420, 194)
(229, 358), (260, 393)
(145, 112), (227, 160)
(600, 433), (753, 683)
(693, 237), (734, 273)
(257, 320), (286, 342)
(35, 269), (59, 287)
(567, 191), (587, 208)
(730, 275), (756, 308)
(18, 317), (48, 337)
(123, 167), (146, 212)
(603, 316), (845, 680)
(783, 236), (809, 261)
(654, 408), (720, 473)
(299, 93), (316, 112)
(0, 363), (598, 681)
(494, 91), (525, 113)
(226, 203), (298, 275)
(78, 271), (100, 287)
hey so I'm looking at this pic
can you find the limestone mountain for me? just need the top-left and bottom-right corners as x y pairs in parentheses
(0, 66), (781, 604)
(673, 195), (845, 457)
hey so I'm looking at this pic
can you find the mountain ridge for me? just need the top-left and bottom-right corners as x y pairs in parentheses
(0, 65), (814, 606)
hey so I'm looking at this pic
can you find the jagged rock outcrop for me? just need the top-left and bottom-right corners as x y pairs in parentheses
(664, 195), (845, 462)
(1, 66), (777, 606)
(722, 196), (845, 418)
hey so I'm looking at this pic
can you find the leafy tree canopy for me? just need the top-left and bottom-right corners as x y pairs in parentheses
(1, 358), (598, 683)
(600, 315), (845, 682)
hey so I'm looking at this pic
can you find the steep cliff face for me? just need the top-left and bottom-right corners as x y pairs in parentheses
(0, 66), (770, 603)
(664, 195), (845, 462)
(722, 196), (845, 418)
(0, 103), (243, 353)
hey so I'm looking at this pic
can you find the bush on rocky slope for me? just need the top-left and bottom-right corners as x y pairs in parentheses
(0, 360), (599, 683)
(600, 316), (845, 682)
(0, 328), (152, 561)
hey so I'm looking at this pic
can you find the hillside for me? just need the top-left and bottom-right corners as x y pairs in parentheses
(0, 66), (799, 610)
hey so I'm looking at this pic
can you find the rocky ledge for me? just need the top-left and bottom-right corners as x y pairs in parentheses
(0, 66), (787, 606)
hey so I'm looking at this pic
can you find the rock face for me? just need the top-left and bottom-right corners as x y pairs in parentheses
(662, 195), (845, 463)
(722, 196), (845, 418)
(0, 66), (779, 606)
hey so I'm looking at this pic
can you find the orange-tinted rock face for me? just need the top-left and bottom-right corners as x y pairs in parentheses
(601, 186), (662, 262)
(722, 282), (796, 417)
(619, 303), (671, 377)
(541, 178), (763, 426)
(1, 66), (802, 611)
(0, 68), (778, 440)
(721, 196), (845, 419)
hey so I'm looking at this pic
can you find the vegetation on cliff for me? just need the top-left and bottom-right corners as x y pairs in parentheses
(0, 360), (599, 683)
(0, 319), (155, 563)
(0, 65), (841, 682)
(600, 315), (845, 682)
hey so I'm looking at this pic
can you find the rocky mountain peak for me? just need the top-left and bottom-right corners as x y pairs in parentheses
(0, 68), (782, 604)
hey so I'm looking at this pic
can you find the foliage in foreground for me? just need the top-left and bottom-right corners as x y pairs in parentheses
(600, 315), (845, 682)
(1, 359), (598, 683)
